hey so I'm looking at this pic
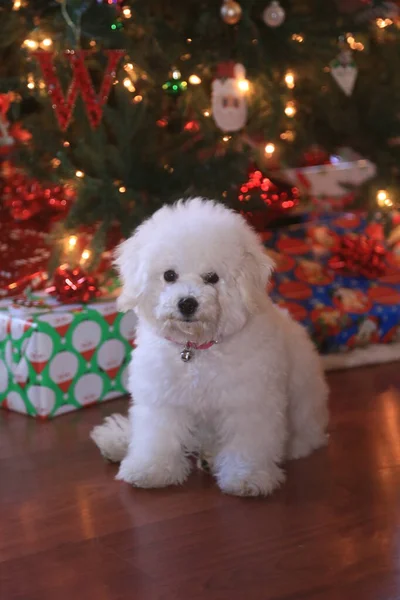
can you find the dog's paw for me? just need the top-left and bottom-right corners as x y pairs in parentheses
(217, 464), (285, 497)
(116, 455), (190, 488)
(287, 432), (328, 460)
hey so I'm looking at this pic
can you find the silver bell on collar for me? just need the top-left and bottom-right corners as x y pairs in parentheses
(181, 344), (194, 362)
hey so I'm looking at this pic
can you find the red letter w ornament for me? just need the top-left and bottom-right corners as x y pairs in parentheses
(33, 50), (124, 131)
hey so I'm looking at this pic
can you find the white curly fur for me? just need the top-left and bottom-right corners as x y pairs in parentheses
(91, 198), (329, 497)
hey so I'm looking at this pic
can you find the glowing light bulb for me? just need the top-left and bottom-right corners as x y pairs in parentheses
(63, 141), (70, 148)
(377, 190), (388, 205)
(376, 17), (392, 28)
(291, 33), (304, 43)
(122, 7), (132, 18)
(68, 235), (78, 249)
(41, 38), (52, 48)
(172, 68), (181, 80)
(81, 249), (91, 262)
(27, 81), (35, 90)
(188, 74), (202, 85)
(24, 39), (39, 50)
(119, 186), (126, 193)
(385, 198), (393, 207)
(187, 38), (192, 43)
(125, 63), (134, 71)
(123, 77), (135, 92)
(284, 72), (295, 89)
(133, 95), (143, 103)
(285, 101), (296, 117)
(280, 130), (295, 142)
(51, 158), (61, 168)
(237, 79), (250, 92)
(265, 143), (275, 156)
(13, 0), (22, 10)
(75, 170), (84, 178)
(203, 109), (211, 117)
(222, 135), (231, 142)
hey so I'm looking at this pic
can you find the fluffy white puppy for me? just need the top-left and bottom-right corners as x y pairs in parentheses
(91, 198), (328, 497)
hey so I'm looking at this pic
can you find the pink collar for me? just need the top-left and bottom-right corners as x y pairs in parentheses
(167, 338), (217, 350)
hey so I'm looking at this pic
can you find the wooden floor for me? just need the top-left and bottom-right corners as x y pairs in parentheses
(1, 364), (400, 600)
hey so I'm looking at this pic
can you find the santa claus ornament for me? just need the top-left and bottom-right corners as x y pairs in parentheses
(211, 62), (248, 132)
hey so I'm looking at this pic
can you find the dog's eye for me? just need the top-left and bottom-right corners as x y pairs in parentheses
(164, 270), (178, 283)
(203, 272), (219, 285)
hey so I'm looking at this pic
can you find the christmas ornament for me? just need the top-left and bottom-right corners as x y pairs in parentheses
(47, 265), (100, 303)
(162, 68), (188, 96)
(184, 119), (200, 133)
(212, 62), (248, 132)
(33, 49), (124, 130)
(3, 169), (74, 221)
(263, 1), (286, 27)
(220, 0), (242, 24)
(330, 49), (358, 96)
(328, 234), (387, 278)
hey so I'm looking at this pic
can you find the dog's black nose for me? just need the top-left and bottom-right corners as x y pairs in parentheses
(178, 296), (199, 317)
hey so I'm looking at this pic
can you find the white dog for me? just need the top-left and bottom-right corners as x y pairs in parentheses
(91, 198), (329, 496)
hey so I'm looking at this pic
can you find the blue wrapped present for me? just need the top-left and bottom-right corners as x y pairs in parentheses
(264, 213), (400, 354)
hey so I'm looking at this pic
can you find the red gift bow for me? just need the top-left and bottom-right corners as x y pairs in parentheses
(47, 265), (100, 303)
(328, 234), (387, 278)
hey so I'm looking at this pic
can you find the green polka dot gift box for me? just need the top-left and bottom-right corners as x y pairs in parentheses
(0, 294), (136, 418)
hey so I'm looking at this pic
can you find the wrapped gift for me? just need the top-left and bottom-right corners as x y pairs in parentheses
(264, 212), (400, 354)
(0, 294), (136, 418)
(283, 159), (376, 212)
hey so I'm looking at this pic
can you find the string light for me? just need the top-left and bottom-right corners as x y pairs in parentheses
(133, 95), (143, 103)
(27, 74), (35, 90)
(291, 33), (304, 43)
(280, 130), (295, 142)
(222, 135), (231, 142)
(51, 158), (61, 168)
(284, 72), (295, 89)
(41, 38), (52, 48)
(81, 249), (91, 263)
(23, 39), (39, 50)
(285, 101), (296, 117)
(203, 109), (211, 117)
(346, 33), (364, 51)
(376, 18), (393, 28)
(172, 68), (181, 80)
(122, 7), (132, 18)
(186, 38), (192, 43)
(265, 143), (275, 156)
(376, 189), (393, 207)
(188, 74), (202, 85)
(75, 170), (84, 178)
(237, 79), (250, 92)
(119, 186), (126, 193)
(123, 77), (135, 92)
(67, 235), (78, 249)
(89, 40), (96, 47)
(63, 141), (70, 148)
(125, 63), (134, 72)
(13, 0), (22, 10)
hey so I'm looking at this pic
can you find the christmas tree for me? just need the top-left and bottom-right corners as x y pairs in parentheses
(1, 0), (400, 267)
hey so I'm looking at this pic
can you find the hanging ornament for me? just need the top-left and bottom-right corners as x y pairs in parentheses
(33, 49), (124, 130)
(220, 0), (242, 24)
(263, 1), (286, 27)
(162, 67), (188, 96)
(212, 62), (248, 132)
(330, 48), (358, 96)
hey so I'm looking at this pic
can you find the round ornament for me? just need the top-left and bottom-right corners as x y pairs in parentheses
(263, 1), (286, 27)
(220, 0), (242, 25)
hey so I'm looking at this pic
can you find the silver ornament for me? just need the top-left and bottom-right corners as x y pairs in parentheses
(263, 1), (286, 27)
(181, 344), (194, 362)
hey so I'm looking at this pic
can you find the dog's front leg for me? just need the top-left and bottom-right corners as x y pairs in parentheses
(213, 401), (287, 497)
(116, 404), (194, 488)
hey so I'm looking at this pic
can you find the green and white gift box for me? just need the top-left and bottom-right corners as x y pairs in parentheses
(0, 294), (136, 418)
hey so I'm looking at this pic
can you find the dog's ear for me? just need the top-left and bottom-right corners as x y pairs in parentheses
(114, 232), (146, 312)
(237, 232), (275, 313)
